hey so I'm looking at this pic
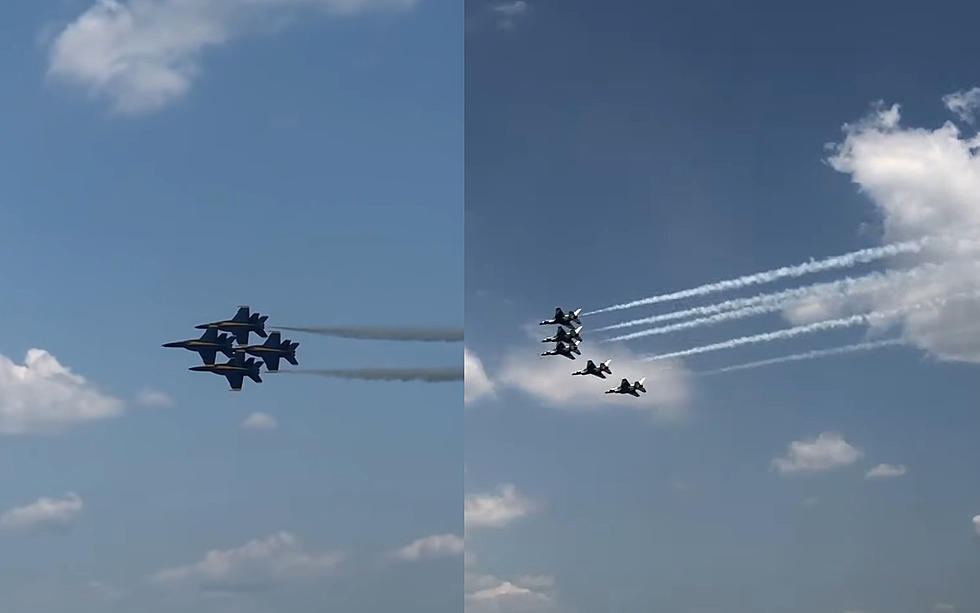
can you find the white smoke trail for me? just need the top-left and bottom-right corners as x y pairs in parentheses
(641, 291), (977, 362)
(595, 264), (941, 333)
(603, 265), (938, 342)
(696, 339), (906, 375)
(585, 238), (928, 316)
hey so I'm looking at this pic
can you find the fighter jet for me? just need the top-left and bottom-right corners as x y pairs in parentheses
(605, 377), (647, 397)
(572, 359), (613, 379)
(189, 352), (263, 391)
(539, 307), (582, 329)
(235, 332), (299, 372)
(540, 340), (581, 360)
(196, 306), (268, 345)
(162, 326), (236, 365)
(541, 325), (583, 344)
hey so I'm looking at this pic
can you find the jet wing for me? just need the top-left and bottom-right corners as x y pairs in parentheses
(224, 373), (244, 391)
(261, 354), (281, 372)
(198, 349), (217, 365)
(232, 329), (251, 345)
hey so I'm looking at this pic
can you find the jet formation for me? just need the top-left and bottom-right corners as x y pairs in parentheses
(538, 307), (646, 398)
(164, 306), (300, 391)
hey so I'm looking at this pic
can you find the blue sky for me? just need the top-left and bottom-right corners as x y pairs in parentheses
(465, 2), (980, 612)
(0, 1), (460, 611)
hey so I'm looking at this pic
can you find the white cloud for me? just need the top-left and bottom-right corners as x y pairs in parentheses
(933, 604), (956, 612)
(47, 0), (418, 114)
(241, 412), (278, 430)
(465, 348), (495, 405)
(865, 463), (908, 479)
(465, 570), (556, 613)
(496, 341), (690, 421)
(135, 388), (173, 408)
(0, 493), (84, 532)
(944, 87), (980, 123)
(973, 515), (980, 536)
(391, 533), (464, 561)
(816, 96), (980, 363)
(771, 432), (862, 475)
(491, 1), (529, 30)
(151, 531), (342, 593)
(0, 349), (123, 435)
(465, 484), (535, 530)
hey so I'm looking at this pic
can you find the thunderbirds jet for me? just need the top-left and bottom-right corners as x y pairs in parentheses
(541, 325), (583, 344)
(540, 340), (581, 360)
(196, 305), (268, 345)
(539, 308), (582, 329)
(235, 332), (299, 372)
(162, 326), (236, 365)
(605, 377), (647, 397)
(189, 353), (263, 391)
(572, 359), (612, 379)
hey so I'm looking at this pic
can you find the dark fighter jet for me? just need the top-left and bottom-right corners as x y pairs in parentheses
(235, 332), (299, 372)
(605, 377), (647, 397)
(162, 326), (236, 365)
(540, 340), (580, 360)
(196, 306), (268, 345)
(541, 325), (583, 344)
(189, 353), (263, 391)
(572, 359), (613, 379)
(539, 307), (582, 329)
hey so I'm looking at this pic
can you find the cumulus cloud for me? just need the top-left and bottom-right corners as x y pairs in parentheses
(496, 341), (690, 420)
(465, 484), (536, 530)
(0, 349), (123, 435)
(241, 412), (278, 430)
(391, 533), (464, 561)
(465, 570), (556, 613)
(771, 432), (862, 475)
(135, 388), (173, 408)
(0, 493), (84, 532)
(816, 95), (980, 362)
(151, 531), (341, 593)
(465, 348), (495, 405)
(46, 0), (418, 114)
(865, 463), (908, 479)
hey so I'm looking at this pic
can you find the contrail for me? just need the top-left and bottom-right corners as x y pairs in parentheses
(280, 368), (463, 382)
(275, 326), (463, 342)
(595, 265), (941, 333)
(602, 266), (933, 342)
(641, 291), (976, 362)
(585, 238), (928, 316)
(696, 339), (906, 375)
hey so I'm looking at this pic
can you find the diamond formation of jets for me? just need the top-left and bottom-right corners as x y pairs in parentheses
(537, 306), (645, 398)
(164, 306), (300, 390)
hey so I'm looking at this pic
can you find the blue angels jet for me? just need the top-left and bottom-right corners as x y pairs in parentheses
(539, 307), (582, 329)
(605, 377), (646, 397)
(196, 306), (268, 345)
(189, 352), (263, 391)
(540, 340), (581, 360)
(162, 326), (236, 365)
(572, 359), (612, 379)
(235, 332), (299, 372)
(541, 325), (583, 344)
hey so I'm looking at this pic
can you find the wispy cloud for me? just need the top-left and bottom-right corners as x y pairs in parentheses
(0, 493), (84, 533)
(771, 432), (862, 475)
(465, 484), (536, 530)
(151, 531), (342, 593)
(943, 87), (980, 123)
(241, 412), (278, 430)
(465, 348), (495, 405)
(135, 388), (173, 408)
(865, 463), (908, 479)
(47, 0), (419, 114)
(491, 1), (529, 30)
(390, 533), (463, 561)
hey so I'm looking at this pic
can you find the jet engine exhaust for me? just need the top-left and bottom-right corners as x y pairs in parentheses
(275, 326), (463, 342)
(279, 367), (463, 382)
